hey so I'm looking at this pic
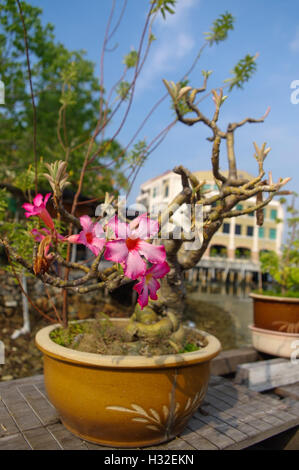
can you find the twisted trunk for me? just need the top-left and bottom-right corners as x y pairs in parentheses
(126, 240), (187, 349)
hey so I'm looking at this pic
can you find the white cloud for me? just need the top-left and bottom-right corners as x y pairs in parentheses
(156, 0), (199, 28)
(136, 0), (199, 93)
(290, 28), (299, 52)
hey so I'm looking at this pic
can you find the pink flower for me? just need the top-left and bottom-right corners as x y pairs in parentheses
(104, 215), (166, 280)
(66, 215), (106, 256)
(23, 193), (54, 230)
(134, 262), (170, 309)
(31, 228), (64, 242)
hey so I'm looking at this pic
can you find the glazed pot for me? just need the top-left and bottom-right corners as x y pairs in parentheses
(250, 293), (299, 333)
(249, 325), (299, 359)
(35, 319), (221, 448)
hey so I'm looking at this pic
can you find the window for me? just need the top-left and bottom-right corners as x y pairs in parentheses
(152, 187), (157, 198)
(270, 209), (277, 220)
(258, 227), (264, 238)
(164, 185), (169, 198)
(223, 223), (230, 234)
(203, 184), (211, 190)
(248, 207), (254, 217)
(269, 228), (277, 240)
(235, 224), (241, 235)
(236, 204), (243, 211)
(247, 226), (254, 237)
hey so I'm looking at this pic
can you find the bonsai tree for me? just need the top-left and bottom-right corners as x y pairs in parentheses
(259, 193), (299, 297)
(0, 0), (291, 353)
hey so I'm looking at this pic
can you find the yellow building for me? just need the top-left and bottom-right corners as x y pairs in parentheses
(136, 170), (283, 263)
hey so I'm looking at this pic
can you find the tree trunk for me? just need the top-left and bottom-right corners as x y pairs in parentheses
(126, 241), (187, 349)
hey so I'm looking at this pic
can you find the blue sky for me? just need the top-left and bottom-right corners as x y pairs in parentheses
(30, 0), (299, 204)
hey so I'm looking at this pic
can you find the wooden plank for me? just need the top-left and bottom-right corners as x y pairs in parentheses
(160, 437), (196, 450)
(226, 415), (299, 450)
(205, 389), (276, 432)
(235, 358), (299, 392)
(213, 381), (299, 426)
(187, 416), (235, 449)
(180, 427), (219, 450)
(17, 384), (58, 426)
(147, 437), (195, 451)
(194, 409), (248, 443)
(46, 423), (89, 450)
(23, 427), (61, 450)
(275, 382), (299, 401)
(84, 441), (117, 450)
(201, 403), (258, 437)
(0, 433), (31, 450)
(0, 400), (19, 437)
(211, 348), (258, 376)
(0, 375), (44, 390)
(208, 376), (225, 387)
(0, 388), (42, 432)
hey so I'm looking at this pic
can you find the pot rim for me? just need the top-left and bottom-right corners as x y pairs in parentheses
(249, 324), (299, 338)
(249, 292), (299, 303)
(35, 318), (221, 369)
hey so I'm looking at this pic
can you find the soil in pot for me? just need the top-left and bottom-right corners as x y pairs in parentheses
(49, 314), (205, 357)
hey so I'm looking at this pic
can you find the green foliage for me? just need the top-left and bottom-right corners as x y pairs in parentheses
(224, 54), (258, 91)
(181, 342), (199, 353)
(260, 195), (299, 295)
(116, 81), (131, 101)
(204, 12), (235, 46)
(123, 49), (138, 69)
(0, 189), (9, 222)
(125, 140), (148, 169)
(151, 0), (176, 19)
(50, 322), (89, 347)
(0, 0), (128, 199)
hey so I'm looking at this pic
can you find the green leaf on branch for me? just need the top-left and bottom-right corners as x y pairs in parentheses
(204, 12), (235, 46)
(224, 54), (258, 91)
(116, 81), (131, 101)
(123, 49), (138, 68)
(151, 0), (176, 19)
(125, 140), (148, 168)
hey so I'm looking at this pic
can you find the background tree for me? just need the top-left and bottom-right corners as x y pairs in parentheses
(0, 0), (127, 198)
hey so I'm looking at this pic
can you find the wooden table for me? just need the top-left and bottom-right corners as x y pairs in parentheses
(0, 374), (299, 450)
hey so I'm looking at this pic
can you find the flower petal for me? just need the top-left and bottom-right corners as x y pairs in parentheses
(43, 193), (52, 206)
(79, 215), (94, 233)
(107, 216), (128, 239)
(66, 234), (81, 244)
(148, 261), (170, 279)
(33, 194), (44, 207)
(104, 240), (128, 263)
(125, 250), (146, 280)
(93, 222), (105, 239)
(92, 236), (106, 251)
(86, 242), (101, 256)
(147, 277), (160, 300)
(136, 283), (149, 309)
(133, 277), (146, 295)
(131, 214), (159, 239)
(22, 203), (34, 212)
(138, 240), (166, 264)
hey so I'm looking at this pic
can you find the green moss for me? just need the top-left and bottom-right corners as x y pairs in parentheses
(50, 321), (90, 347)
(179, 342), (199, 353)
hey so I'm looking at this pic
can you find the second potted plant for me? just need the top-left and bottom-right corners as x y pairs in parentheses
(250, 194), (299, 357)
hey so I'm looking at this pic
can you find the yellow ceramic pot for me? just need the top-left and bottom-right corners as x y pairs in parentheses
(35, 319), (221, 448)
